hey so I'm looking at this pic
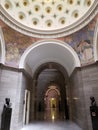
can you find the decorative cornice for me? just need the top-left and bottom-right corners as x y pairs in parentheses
(0, 63), (32, 79)
(0, 1), (98, 38)
(69, 67), (81, 78)
(81, 61), (98, 70)
(69, 61), (98, 78)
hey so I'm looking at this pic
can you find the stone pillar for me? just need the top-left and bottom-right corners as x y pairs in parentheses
(30, 79), (37, 121)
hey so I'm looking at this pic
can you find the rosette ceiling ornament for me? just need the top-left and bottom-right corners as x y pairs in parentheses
(0, 0), (98, 38)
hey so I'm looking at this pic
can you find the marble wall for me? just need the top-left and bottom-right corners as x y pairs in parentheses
(69, 68), (88, 130)
(0, 63), (98, 130)
(69, 62), (98, 130)
(0, 64), (33, 130)
(81, 62), (98, 130)
(0, 65), (19, 130)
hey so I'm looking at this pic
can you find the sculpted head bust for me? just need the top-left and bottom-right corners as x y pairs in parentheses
(4, 98), (11, 108)
(90, 96), (97, 107)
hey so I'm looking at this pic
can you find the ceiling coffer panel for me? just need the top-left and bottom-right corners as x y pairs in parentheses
(0, 0), (97, 38)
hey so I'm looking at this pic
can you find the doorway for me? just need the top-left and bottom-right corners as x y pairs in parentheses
(44, 85), (62, 120)
(31, 63), (69, 121)
(50, 98), (56, 108)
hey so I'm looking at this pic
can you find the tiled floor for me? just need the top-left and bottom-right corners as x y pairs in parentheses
(21, 120), (83, 130)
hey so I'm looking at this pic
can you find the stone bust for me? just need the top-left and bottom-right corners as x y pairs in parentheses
(90, 96), (97, 107)
(4, 98), (11, 108)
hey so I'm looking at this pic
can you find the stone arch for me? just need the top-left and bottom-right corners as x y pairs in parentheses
(45, 86), (60, 97)
(33, 62), (68, 83)
(19, 39), (80, 76)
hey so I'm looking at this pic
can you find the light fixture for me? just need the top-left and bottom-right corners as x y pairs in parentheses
(52, 115), (55, 120)
(52, 98), (54, 100)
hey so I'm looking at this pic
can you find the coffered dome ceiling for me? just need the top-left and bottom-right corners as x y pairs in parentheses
(0, 0), (98, 38)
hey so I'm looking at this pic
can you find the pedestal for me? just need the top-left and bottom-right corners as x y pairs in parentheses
(1, 107), (12, 130)
(90, 106), (98, 130)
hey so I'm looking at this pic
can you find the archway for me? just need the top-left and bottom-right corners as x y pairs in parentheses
(30, 62), (69, 121)
(19, 39), (80, 122)
(44, 85), (61, 120)
(19, 39), (80, 77)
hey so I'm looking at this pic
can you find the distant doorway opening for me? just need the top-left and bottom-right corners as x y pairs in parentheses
(31, 62), (69, 121)
(44, 85), (63, 120)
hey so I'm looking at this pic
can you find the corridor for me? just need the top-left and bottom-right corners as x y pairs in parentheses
(21, 121), (83, 130)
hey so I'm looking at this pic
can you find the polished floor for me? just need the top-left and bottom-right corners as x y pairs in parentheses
(22, 108), (82, 130)
(21, 121), (83, 130)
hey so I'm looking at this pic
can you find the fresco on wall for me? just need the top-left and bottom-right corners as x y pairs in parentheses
(0, 14), (98, 67)
(0, 23), (40, 67)
(75, 40), (93, 64)
(5, 42), (24, 67)
(63, 14), (98, 65)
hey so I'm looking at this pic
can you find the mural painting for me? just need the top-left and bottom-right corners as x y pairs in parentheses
(75, 40), (93, 64)
(0, 23), (40, 67)
(0, 14), (98, 67)
(63, 15), (98, 65)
